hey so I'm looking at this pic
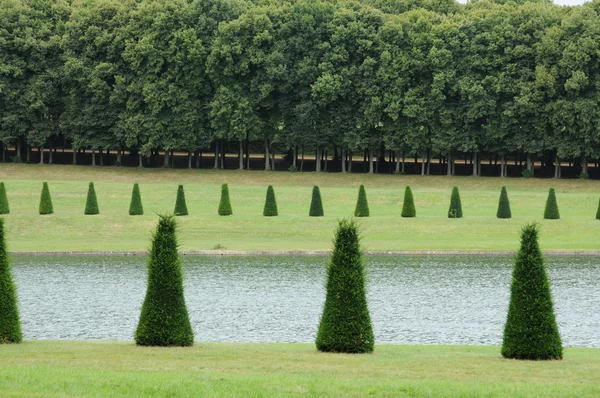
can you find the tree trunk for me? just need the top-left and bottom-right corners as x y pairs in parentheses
(426, 149), (431, 175)
(554, 154), (560, 179)
(369, 148), (374, 174)
(271, 148), (276, 171)
(195, 150), (200, 169)
(421, 151), (426, 176)
(527, 153), (533, 171)
(316, 147), (321, 172)
(323, 150), (328, 172)
(447, 151), (452, 176)
(245, 137), (250, 170)
(92, 149), (96, 166)
(117, 149), (122, 165)
(500, 153), (505, 177)
(472, 152), (478, 176)
(238, 141), (243, 170)
(214, 141), (219, 169)
(220, 140), (225, 169)
(293, 146), (297, 168)
(163, 150), (168, 168)
(100, 150), (104, 166)
(582, 155), (588, 176)
(300, 146), (305, 171)
(16, 139), (21, 162)
(26, 144), (31, 163)
(348, 151), (353, 173)
(139, 154), (143, 168)
(73, 149), (77, 165)
(341, 149), (346, 173)
(188, 151), (192, 169)
(49, 142), (53, 164)
(264, 139), (270, 171)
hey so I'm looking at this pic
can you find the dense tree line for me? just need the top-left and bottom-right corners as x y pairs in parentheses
(1, 0), (600, 177)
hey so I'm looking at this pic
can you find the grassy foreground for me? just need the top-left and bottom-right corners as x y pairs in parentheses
(0, 342), (598, 397)
(0, 164), (599, 252)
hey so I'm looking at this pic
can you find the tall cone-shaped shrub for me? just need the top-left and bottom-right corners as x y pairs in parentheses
(309, 186), (324, 217)
(502, 223), (562, 360)
(596, 198), (600, 220)
(174, 185), (188, 216)
(496, 186), (511, 219)
(263, 185), (278, 216)
(135, 215), (194, 347)
(0, 183), (9, 214)
(218, 183), (232, 216)
(401, 186), (416, 218)
(0, 218), (22, 343)
(84, 182), (99, 215)
(129, 183), (144, 215)
(543, 188), (559, 219)
(316, 219), (374, 353)
(39, 182), (54, 215)
(447, 187), (463, 218)
(354, 185), (370, 217)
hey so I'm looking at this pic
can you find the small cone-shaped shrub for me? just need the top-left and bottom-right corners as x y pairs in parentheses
(174, 185), (188, 216)
(129, 183), (144, 216)
(596, 198), (600, 220)
(0, 218), (22, 343)
(0, 183), (9, 214)
(447, 186), (463, 218)
(543, 188), (560, 219)
(401, 186), (416, 218)
(84, 182), (99, 215)
(502, 223), (562, 360)
(263, 185), (278, 216)
(135, 215), (194, 347)
(496, 186), (511, 219)
(39, 182), (54, 215)
(316, 219), (374, 353)
(309, 186), (324, 217)
(218, 183), (232, 216)
(354, 185), (370, 217)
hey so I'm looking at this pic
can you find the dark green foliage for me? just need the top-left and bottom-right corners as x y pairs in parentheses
(263, 185), (278, 216)
(496, 186), (511, 219)
(447, 187), (463, 218)
(39, 182), (54, 215)
(135, 215), (194, 347)
(0, 183), (9, 214)
(218, 183), (233, 216)
(354, 185), (369, 217)
(401, 186), (416, 218)
(502, 223), (562, 360)
(84, 182), (99, 215)
(129, 183), (144, 216)
(0, 218), (22, 344)
(596, 198), (600, 220)
(316, 219), (374, 353)
(309, 186), (324, 217)
(174, 185), (188, 216)
(543, 188), (560, 219)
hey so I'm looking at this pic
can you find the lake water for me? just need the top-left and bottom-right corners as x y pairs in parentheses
(11, 255), (600, 347)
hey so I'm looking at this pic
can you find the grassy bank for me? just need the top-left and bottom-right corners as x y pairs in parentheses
(0, 341), (598, 397)
(0, 164), (599, 252)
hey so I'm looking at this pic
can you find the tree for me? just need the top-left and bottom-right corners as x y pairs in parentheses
(502, 223), (562, 360)
(84, 182), (99, 215)
(401, 186), (416, 217)
(354, 185), (370, 217)
(263, 185), (278, 216)
(129, 183), (144, 216)
(543, 188), (559, 220)
(0, 218), (22, 344)
(39, 182), (54, 215)
(309, 186), (324, 217)
(218, 183), (232, 216)
(135, 215), (194, 347)
(174, 185), (188, 216)
(447, 186), (462, 218)
(497, 186), (511, 219)
(316, 219), (374, 353)
(0, 183), (9, 214)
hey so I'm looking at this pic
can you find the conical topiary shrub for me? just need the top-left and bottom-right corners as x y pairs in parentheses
(496, 186), (511, 219)
(84, 182), (99, 215)
(316, 219), (374, 353)
(447, 186), (463, 218)
(39, 182), (54, 215)
(596, 198), (600, 220)
(401, 186), (416, 218)
(354, 185), (370, 217)
(0, 218), (22, 343)
(174, 185), (188, 216)
(543, 188), (559, 219)
(309, 186), (324, 217)
(263, 185), (278, 216)
(0, 183), (9, 214)
(129, 183), (144, 216)
(218, 183), (232, 216)
(135, 215), (194, 347)
(502, 223), (562, 360)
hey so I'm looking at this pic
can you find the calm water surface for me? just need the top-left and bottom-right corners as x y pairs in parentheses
(12, 255), (600, 347)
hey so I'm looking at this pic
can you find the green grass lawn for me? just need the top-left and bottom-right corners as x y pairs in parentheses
(0, 341), (598, 397)
(0, 163), (599, 252)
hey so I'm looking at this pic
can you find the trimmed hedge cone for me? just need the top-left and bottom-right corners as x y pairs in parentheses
(354, 185), (370, 217)
(174, 185), (188, 216)
(543, 188), (560, 220)
(84, 182), (99, 215)
(401, 186), (416, 217)
(39, 182), (54, 215)
(447, 186), (463, 218)
(0, 183), (9, 214)
(596, 198), (600, 220)
(502, 223), (562, 360)
(129, 183), (144, 215)
(316, 219), (374, 353)
(135, 215), (194, 347)
(0, 218), (22, 344)
(309, 186), (324, 217)
(218, 183), (232, 216)
(496, 186), (511, 219)
(263, 185), (278, 216)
